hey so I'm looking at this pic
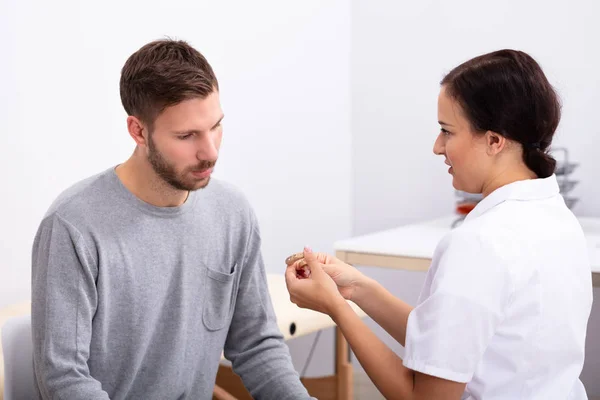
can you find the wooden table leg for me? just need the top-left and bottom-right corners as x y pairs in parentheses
(213, 383), (238, 400)
(214, 326), (355, 400)
(335, 326), (353, 400)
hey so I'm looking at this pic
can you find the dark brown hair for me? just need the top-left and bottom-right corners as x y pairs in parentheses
(441, 49), (561, 178)
(120, 38), (219, 129)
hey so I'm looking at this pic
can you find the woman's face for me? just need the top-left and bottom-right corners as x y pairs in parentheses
(433, 86), (491, 194)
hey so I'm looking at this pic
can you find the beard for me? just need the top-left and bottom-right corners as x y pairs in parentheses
(147, 134), (216, 191)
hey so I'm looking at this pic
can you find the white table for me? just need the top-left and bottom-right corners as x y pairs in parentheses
(334, 215), (600, 286)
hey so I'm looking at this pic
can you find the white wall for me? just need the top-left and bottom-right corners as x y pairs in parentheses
(3, 0), (599, 391)
(351, 0), (600, 395)
(0, 0), (350, 377)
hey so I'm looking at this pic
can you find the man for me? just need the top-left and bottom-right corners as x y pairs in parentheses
(31, 38), (312, 399)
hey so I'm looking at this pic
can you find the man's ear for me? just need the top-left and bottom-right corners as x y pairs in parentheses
(127, 116), (149, 147)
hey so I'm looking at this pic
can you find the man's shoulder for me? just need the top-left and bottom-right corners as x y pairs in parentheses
(43, 167), (115, 223)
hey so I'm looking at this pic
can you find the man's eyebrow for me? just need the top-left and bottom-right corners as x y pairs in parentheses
(172, 115), (225, 135)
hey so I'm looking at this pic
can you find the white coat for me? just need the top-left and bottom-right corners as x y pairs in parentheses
(403, 175), (593, 399)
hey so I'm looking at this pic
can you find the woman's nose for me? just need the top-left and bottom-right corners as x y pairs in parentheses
(433, 133), (444, 155)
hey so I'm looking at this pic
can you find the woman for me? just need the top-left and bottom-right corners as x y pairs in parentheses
(285, 49), (593, 400)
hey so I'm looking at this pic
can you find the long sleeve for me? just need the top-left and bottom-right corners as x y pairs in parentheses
(223, 215), (313, 400)
(31, 213), (110, 399)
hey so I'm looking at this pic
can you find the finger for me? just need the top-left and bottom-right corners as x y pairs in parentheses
(303, 246), (322, 272)
(287, 251), (335, 266)
(294, 259), (308, 270)
(315, 252), (332, 264)
(287, 262), (310, 281)
(299, 265), (311, 278)
(285, 264), (298, 288)
(292, 260), (310, 279)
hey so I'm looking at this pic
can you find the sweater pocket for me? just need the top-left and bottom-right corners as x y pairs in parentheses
(202, 264), (237, 331)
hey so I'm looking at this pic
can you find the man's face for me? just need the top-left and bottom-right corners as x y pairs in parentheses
(146, 92), (224, 191)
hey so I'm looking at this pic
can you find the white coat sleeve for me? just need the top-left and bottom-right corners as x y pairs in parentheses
(402, 230), (514, 382)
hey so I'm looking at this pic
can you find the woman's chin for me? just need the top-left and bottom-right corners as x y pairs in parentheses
(451, 176), (461, 191)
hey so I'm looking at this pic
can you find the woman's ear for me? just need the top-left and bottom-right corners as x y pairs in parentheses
(485, 130), (506, 155)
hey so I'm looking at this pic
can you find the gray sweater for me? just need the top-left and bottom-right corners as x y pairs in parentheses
(31, 167), (312, 400)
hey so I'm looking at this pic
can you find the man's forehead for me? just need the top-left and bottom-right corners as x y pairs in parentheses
(156, 97), (223, 129)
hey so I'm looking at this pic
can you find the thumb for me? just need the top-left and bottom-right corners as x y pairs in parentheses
(303, 246), (322, 272)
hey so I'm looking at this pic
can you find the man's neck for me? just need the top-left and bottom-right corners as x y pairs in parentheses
(115, 153), (189, 207)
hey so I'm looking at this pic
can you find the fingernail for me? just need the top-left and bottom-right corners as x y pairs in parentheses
(304, 246), (312, 253)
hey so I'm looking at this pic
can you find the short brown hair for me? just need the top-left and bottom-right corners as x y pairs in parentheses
(120, 38), (219, 128)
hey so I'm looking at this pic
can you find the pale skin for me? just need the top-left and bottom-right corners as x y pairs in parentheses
(434, 86), (537, 196)
(116, 91), (224, 207)
(285, 86), (539, 399)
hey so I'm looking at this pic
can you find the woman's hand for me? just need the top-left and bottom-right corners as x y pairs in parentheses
(285, 247), (348, 316)
(285, 249), (366, 302)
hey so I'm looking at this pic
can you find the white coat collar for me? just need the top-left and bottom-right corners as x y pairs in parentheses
(465, 174), (560, 222)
